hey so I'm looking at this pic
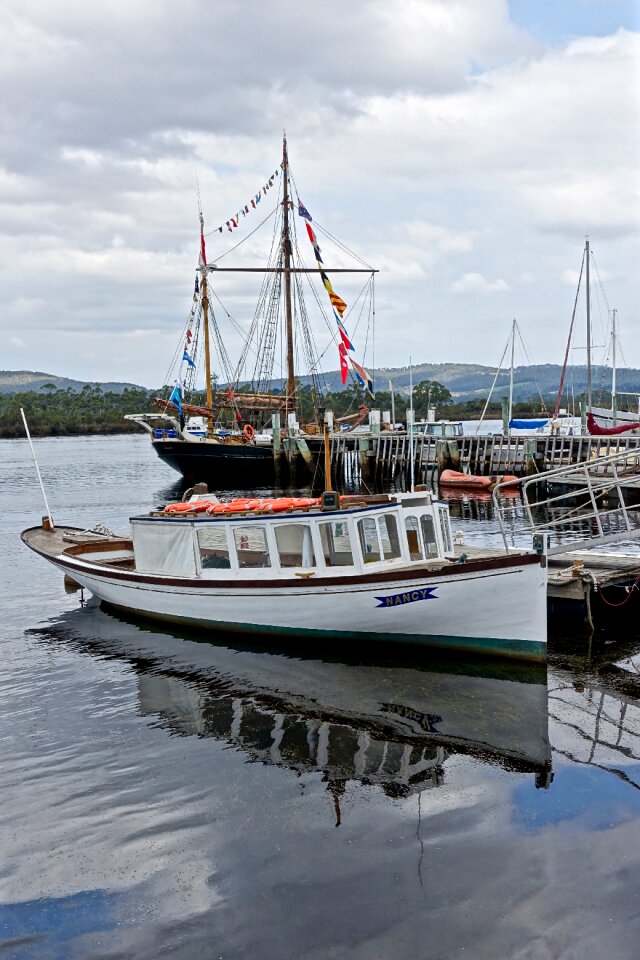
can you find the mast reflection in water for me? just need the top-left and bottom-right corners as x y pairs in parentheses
(31, 601), (553, 813)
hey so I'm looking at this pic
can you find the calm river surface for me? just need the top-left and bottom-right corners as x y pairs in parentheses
(2, 434), (640, 959)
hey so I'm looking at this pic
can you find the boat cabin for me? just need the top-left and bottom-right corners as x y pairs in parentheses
(411, 420), (464, 439)
(130, 494), (455, 580)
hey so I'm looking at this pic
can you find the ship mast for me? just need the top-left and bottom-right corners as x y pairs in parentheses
(200, 211), (214, 434)
(612, 307), (617, 425)
(281, 135), (296, 416)
(586, 238), (592, 412)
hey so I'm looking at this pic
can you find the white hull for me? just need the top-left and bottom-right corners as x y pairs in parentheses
(52, 554), (547, 659)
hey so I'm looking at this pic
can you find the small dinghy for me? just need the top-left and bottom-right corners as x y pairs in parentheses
(440, 470), (492, 490)
(440, 470), (520, 491)
(21, 490), (546, 661)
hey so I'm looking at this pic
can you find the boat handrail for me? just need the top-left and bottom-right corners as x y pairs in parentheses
(493, 447), (640, 555)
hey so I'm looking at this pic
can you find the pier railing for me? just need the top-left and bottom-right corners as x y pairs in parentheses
(493, 449), (640, 555)
(364, 430), (640, 485)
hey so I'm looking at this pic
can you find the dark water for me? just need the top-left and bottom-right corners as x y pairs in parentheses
(2, 434), (640, 959)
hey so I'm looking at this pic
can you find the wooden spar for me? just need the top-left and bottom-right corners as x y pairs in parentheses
(206, 267), (377, 273)
(200, 211), (214, 435)
(154, 396), (289, 418)
(282, 135), (296, 417)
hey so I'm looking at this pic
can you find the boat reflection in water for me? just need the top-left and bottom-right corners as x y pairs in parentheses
(32, 602), (553, 807)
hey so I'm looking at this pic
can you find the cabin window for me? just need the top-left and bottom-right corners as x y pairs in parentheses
(319, 520), (354, 567)
(420, 514), (439, 558)
(438, 506), (453, 553)
(197, 525), (232, 569)
(378, 515), (401, 560)
(405, 515), (423, 561)
(275, 523), (316, 568)
(233, 525), (271, 568)
(357, 517), (382, 563)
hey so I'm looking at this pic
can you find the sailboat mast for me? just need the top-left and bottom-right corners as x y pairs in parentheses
(585, 239), (592, 411)
(200, 212), (214, 434)
(612, 307), (617, 425)
(281, 136), (296, 416)
(508, 318), (516, 427)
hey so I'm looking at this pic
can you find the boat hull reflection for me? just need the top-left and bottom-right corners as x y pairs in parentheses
(31, 603), (553, 794)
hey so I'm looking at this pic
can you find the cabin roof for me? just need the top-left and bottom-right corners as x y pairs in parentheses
(131, 500), (403, 524)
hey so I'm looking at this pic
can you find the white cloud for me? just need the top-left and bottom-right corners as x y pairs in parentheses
(451, 272), (509, 293)
(9, 336), (24, 347)
(0, 3), (637, 382)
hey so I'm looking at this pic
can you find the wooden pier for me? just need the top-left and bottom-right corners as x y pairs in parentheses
(368, 431), (640, 484)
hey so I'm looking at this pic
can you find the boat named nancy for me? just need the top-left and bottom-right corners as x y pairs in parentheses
(22, 490), (547, 661)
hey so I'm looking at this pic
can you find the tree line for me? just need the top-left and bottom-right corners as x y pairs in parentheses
(0, 379), (553, 439)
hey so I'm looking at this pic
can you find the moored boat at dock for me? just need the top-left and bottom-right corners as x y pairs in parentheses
(22, 490), (547, 661)
(126, 135), (377, 488)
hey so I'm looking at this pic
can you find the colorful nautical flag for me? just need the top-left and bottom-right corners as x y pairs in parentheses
(298, 196), (373, 397)
(338, 326), (354, 352)
(339, 344), (349, 385)
(350, 358), (374, 395)
(168, 385), (182, 414)
(320, 272), (347, 317)
(305, 223), (323, 262)
(182, 350), (196, 368)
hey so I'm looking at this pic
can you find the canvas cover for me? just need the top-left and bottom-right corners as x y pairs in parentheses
(132, 520), (198, 576)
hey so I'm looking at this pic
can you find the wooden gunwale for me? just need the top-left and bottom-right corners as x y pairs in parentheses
(21, 526), (539, 590)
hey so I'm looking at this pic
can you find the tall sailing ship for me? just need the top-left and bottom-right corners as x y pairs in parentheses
(127, 137), (377, 486)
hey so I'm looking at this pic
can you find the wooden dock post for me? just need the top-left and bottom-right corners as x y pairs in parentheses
(287, 412), (298, 484)
(436, 439), (450, 474)
(447, 440), (461, 471)
(524, 438), (537, 476)
(272, 412), (282, 484)
(359, 437), (371, 482)
(501, 397), (509, 436)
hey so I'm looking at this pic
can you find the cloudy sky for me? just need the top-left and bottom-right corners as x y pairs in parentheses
(1, 0), (639, 387)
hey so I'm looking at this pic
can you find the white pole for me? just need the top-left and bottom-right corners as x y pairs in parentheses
(20, 408), (54, 529)
(409, 358), (415, 492)
(611, 308), (617, 426)
(508, 317), (516, 428)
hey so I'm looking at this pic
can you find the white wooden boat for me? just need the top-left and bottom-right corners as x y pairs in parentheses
(21, 491), (547, 660)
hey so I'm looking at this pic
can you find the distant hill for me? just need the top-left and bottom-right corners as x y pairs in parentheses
(0, 370), (146, 395)
(3, 362), (638, 404)
(267, 361), (640, 403)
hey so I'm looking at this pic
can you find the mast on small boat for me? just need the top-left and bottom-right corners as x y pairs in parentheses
(586, 238), (592, 413)
(508, 317), (516, 430)
(409, 357), (415, 492)
(612, 307), (617, 426)
(553, 246), (585, 419)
